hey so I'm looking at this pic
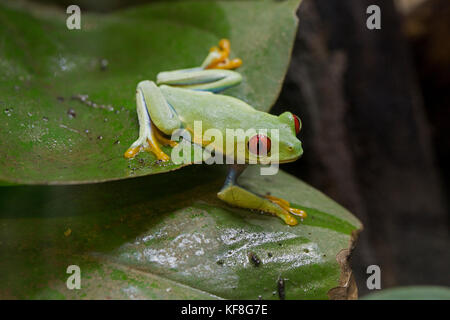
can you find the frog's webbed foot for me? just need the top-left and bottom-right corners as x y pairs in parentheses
(124, 125), (174, 161)
(264, 195), (307, 219)
(201, 39), (242, 70)
(124, 129), (170, 162)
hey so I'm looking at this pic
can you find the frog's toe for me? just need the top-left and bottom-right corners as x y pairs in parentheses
(124, 136), (170, 162)
(287, 207), (307, 219)
(147, 148), (170, 161)
(283, 213), (299, 226)
(146, 138), (170, 162)
(264, 195), (307, 221)
(204, 38), (242, 70)
(124, 137), (147, 159)
(214, 58), (242, 70)
(124, 146), (142, 159)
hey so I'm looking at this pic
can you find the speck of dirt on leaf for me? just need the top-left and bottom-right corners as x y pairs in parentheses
(216, 259), (224, 266)
(248, 252), (261, 267)
(100, 58), (109, 71)
(67, 108), (76, 118)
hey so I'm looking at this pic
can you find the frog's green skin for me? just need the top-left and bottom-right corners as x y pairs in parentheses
(125, 40), (305, 225)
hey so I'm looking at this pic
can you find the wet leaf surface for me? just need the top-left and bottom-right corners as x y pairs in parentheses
(0, 165), (361, 299)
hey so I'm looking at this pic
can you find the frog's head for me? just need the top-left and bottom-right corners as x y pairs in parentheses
(276, 111), (303, 163)
(246, 112), (303, 164)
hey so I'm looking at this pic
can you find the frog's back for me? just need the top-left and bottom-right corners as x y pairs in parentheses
(160, 85), (277, 131)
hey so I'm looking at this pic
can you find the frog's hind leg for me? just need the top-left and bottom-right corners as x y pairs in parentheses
(124, 81), (180, 161)
(217, 165), (304, 226)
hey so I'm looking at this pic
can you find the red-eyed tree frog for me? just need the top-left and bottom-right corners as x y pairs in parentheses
(124, 39), (306, 225)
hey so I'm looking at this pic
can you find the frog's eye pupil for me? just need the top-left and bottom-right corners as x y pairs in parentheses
(248, 134), (271, 155)
(293, 114), (301, 134)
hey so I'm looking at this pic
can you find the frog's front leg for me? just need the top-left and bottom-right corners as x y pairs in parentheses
(201, 38), (242, 70)
(217, 165), (307, 226)
(156, 38), (242, 93)
(124, 80), (180, 160)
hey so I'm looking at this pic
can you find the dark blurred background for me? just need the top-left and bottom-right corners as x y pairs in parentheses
(272, 0), (449, 295)
(28, 0), (450, 296)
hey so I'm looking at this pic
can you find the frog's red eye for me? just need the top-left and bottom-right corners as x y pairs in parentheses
(248, 134), (271, 155)
(293, 114), (302, 134)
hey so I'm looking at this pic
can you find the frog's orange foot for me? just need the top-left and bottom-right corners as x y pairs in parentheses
(124, 137), (170, 162)
(124, 146), (142, 159)
(205, 39), (242, 70)
(264, 195), (307, 220)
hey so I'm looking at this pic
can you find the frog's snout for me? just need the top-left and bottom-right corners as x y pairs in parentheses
(295, 140), (303, 156)
(287, 140), (303, 159)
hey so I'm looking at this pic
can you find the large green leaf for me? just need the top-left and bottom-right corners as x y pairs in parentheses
(0, 165), (361, 299)
(0, 0), (299, 184)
